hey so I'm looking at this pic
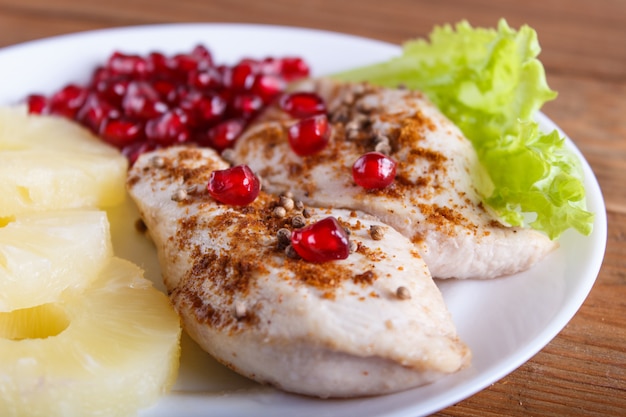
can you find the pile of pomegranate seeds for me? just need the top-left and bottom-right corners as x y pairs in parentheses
(352, 151), (397, 189)
(207, 165), (260, 206)
(25, 45), (310, 163)
(290, 217), (351, 263)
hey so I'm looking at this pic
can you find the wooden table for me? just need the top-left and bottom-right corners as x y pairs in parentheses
(1, 0), (624, 415)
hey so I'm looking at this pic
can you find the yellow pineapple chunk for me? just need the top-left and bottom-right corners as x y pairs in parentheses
(0, 210), (112, 312)
(0, 257), (181, 417)
(0, 106), (128, 216)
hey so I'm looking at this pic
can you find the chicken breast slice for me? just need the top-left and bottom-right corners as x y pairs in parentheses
(230, 78), (558, 279)
(127, 146), (470, 398)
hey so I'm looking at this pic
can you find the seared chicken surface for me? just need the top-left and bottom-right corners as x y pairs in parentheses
(127, 146), (470, 398)
(231, 79), (557, 279)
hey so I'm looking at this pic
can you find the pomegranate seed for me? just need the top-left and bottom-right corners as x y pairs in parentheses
(279, 92), (326, 119)
(287, 114), (331, 156)
(169, 54), (200, 79)
(107, 52), (151, 78)
(90, 66), (114, 87)
(179, 91), (226, 127)
(190, 45), (214, 67)
(75, 93), (120, 133)
(226, 62), (257, 91)
(95, 77), (130, 107)
(231, 94), (263, 119)
(147, 52), (171, 76)
(151, 79), (178, 103)
(352, 152), (397, 189)
(277, 57), (310, 81)
(207, 165), (260, 206)
(258, 57), (281, 74)
(100, 117), (144, 148)
(201, 118), (246, 151)
(145, 108), (190, 145)
(291, 217), (350, 263)
(251, 74), (286, 103)
(49, 84), (88, 118)
(122, 81), (168, 120)
(238, 57), (260, 66)
(187, 67), (222, 91)
(26, 94), (49, 114)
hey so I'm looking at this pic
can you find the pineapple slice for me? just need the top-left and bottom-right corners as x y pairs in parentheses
(0, 257), (182, 417)
(0, 106), (128, 217)
(0, 210), (112, 312)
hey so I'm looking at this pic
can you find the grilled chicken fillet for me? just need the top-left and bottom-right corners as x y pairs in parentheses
(231, 79), (558, 279)
(127, 146), (470, 398)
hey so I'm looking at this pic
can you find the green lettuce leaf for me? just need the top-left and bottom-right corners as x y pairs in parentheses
(333, 19), (593, 239)
(481, 121), (594, 239)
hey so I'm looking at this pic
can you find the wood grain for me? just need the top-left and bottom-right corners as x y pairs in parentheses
(1, 0), (624, 415)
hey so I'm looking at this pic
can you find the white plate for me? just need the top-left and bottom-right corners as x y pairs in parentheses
(0, 23), (607, 417)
